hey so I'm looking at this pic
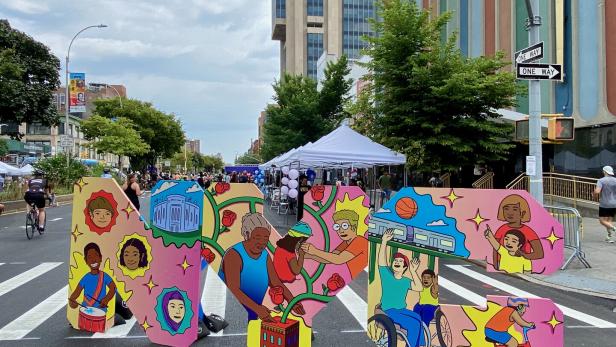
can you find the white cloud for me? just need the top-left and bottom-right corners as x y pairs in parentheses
(152, 181), (178, 196)
(377, 208), (391, 213)
(427, 220), (447, 227)
(186, 184), (202, 193)
(0, 0), (49, 14)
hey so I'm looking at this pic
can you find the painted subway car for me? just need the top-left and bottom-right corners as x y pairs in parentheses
(368, 216), (455, 254)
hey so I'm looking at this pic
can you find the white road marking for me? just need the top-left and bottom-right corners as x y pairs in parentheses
(91, 317), (136, 338)
(336, 286), (368, 331)
(0, 263), (4, 267)
(9, 262), (25, 265)
(48, 218), (63, 222)
(0, 262), (63, 297)
(438, 276), (487, 306)
(447, 265), (616, 329)
(0, 285), (68, 340)
(201, 267), (227, 336)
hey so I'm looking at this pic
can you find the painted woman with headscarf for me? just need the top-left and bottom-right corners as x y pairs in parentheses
(162, 290), (186, 332)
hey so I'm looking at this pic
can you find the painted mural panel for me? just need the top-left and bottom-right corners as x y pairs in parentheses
(201, 183), (370, 346)
(67, 178), (201, 347)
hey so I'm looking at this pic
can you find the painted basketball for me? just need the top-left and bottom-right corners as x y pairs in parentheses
(395, 197), (418, 219)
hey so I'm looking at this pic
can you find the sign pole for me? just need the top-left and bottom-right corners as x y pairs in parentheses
(526, 0), (543, 205)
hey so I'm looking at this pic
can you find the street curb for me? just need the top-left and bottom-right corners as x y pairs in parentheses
(462, 258), (616, 301)
(1, 194), (73, 214)
(0, 200), (73, 216)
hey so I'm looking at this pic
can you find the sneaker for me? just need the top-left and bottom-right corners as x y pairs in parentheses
(197, 320), (210, 339)
(607, 237), (615, 244)
(203, 314), (228, 333)
(609, 227), (615, 239)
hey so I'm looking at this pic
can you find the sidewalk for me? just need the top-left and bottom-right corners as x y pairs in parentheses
(521, 217), (616, 299)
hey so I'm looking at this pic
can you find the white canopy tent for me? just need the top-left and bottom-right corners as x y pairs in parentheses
(19, 164), (34, 176)
(0, 162), (22, 176)
(261, 124), (406, 169)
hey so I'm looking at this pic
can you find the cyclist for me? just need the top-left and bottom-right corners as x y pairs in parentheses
(485, 297), (535, 347)
(101, 167), (113, 179)
(24, 170), (48, 232)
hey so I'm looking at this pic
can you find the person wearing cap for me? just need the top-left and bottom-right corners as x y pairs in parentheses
(273, 222), (313, 283)
(594, 165), (616, 243)
(376, 229), (425, 347)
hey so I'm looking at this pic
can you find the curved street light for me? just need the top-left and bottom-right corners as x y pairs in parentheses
(65, 24), (107, 166)
(90, 83), (123, 108)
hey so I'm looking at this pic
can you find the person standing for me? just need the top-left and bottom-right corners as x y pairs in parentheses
(122, 173), (142, 211)
(101, 168), (113, 179)
(297, 175), (311, 222)
(594, 166), (616, 243)
(378, 172), (392, 206)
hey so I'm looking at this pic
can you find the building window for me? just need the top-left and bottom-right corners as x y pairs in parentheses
(26, 123), (51, 135)
(307, 32), (324, 79)
(58, 122), (65, 135)
(307, 0), (323, 16)
(278, 337), (282, 345)
(343, 0), (377, 59)
(273, 0), (285, 18)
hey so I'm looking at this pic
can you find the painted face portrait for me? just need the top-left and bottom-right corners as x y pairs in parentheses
(503, 232), (524, 253)
(247, 227), (270, 255)
(119, 238), (148, 271)
(391, 257), (407, 274)
(90, 208), (112, 229)
(84, 192), (118, 235)
(421, 273), (434, 288)
(84, 244), (102, 271)
(162, 291), (185, 332)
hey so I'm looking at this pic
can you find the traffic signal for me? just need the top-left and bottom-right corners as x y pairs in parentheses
(515, 119), (529, 142)
(547, 117), (574, 141)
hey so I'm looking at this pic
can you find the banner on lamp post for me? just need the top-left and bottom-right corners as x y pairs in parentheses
(69, 72), (86, 113)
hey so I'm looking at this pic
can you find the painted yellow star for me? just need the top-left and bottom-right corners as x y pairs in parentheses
(177, 256), (193, 274)
(544, 311), (563, 333)
(74, 178), (88, 192)
(441, 189), (463, 208)
(141, 317), (152, 331)
(544, 227), (562, 249)
(122, 203), (135, 218)
(71, 225), (83, 242)
(143, 275), (158, 294)
(467, 209), (490, 230)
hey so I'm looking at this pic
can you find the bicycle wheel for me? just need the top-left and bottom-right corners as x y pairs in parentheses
(435, 309), (453, 347)
(368, 314), (397, 347)
(25, 212), (35, 240)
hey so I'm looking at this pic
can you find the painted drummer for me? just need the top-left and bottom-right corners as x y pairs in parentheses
(69, 243), (116, 313)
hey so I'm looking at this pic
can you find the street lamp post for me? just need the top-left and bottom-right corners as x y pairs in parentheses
(65, 24), (107, 166)
(90, 83), (123, 108)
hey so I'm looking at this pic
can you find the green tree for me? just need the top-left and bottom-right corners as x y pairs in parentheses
(33, 153), (88, 187)
(319, 55), (353, 130)
(354, 0), (522, 172)
(201, 154), (224, 172)
(235, 151), (261, 164)
(0, 138), (8, 156)
(0, 20), (60, 136)
(92, 98), (185, 170)
(81, 115), (149, 167)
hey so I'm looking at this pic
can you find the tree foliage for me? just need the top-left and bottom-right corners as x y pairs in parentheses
(261, 57), (353, 161)
(166, 152), (224, 173)
(0, 20), (60, 137)
(235, 151), (261, 164)
(92, 98), (185, 169)
(352, 0), (522, 172)
(0, 138), (8, 156)
(81, 115), (149, 164)
(33, 154), (88, 187)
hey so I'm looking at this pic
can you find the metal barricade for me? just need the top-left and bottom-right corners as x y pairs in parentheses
(544, 205), (591, 270)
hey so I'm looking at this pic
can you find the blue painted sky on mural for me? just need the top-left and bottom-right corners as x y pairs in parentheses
(0, 0), (279, 162)
(374, 187), (471, 258)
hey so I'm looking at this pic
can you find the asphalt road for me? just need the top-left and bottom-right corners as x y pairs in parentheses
(0, 196), (615, 346)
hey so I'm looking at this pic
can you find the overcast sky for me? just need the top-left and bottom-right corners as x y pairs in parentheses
(0, 0), (279, 163)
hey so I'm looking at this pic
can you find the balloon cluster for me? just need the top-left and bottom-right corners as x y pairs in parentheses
(281, 166), (299, 199)
(253, 169), (266, 185)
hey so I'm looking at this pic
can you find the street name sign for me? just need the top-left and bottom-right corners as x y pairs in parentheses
(515, 42), (544, 64)
(59, 135), (74, 148)
(516, 63), (562, 80)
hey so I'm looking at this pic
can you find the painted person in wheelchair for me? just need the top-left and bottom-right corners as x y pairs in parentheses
(485, 297), (535, 347)
(376, 229), (426, 347)
(413, 269), (439, 327)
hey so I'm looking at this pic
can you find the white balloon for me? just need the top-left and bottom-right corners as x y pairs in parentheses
(282, 166), (290, 175)
(281, 177), (289, 186)
(288, 169), (299, 180)
(288, 179), (298, 189)
(288, 188), (298, 199)
(281, 186), (289, 195)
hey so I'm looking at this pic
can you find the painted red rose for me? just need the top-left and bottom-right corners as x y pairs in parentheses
(215, 182), (231, 195)
(269, 286), (285, 305)
(201, 248), (215, 263)
(311, 185), (325, 201)
(221, 210), (237, 227)
(327, 273), (345, 291)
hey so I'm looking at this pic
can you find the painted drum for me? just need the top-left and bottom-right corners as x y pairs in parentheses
(78, 306), (106, 333)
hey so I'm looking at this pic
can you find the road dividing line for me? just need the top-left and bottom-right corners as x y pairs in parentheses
(202, 267), (227, 336)
(0, 263), (4, 267)
(92, 318), (136, 338)
(0, 285), (68, 340)
(438, 276), (487, 306)
(446, 265), (616, 328)
(336, 286), (368, 331)
(48, 218), (63, 222)
(0, 262), (62, 297)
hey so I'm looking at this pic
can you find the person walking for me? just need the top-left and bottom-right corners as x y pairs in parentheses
(122, 173), (142, 211)
(594, 165), (616, 243)
(378, 171), (392, 206)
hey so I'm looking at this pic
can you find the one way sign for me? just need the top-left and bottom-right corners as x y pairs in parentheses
(516, 63), (562, 81)
(515, 41), (544, 64)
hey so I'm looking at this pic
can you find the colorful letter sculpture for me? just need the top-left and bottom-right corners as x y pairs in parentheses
(68, 178), (201, 347)
(367, 187), (565, 347)
(201, 183), (370, 347)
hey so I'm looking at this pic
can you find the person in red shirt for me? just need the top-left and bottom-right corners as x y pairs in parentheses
(273, 222), (313, 283)
(493, 194), (544, 270)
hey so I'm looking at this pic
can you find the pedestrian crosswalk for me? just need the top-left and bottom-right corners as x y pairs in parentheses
(0, 261), (614, 343)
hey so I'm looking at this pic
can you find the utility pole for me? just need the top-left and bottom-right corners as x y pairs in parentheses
(525, 0), (543, 205)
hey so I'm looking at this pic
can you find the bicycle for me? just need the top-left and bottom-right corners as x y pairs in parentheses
(25, 202), (46, 240)
(488, 326), (535, 347)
